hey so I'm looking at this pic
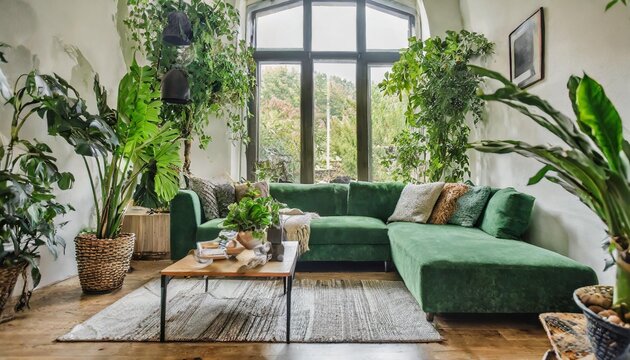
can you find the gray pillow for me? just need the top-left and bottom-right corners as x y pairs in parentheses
(214, 183), (236, 218)
(188, 176), (219, 220)
(388, 182), (445, 223)
(448, 185), (492, 227)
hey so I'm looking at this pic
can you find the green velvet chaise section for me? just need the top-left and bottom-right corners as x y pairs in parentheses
(388, 222), (598, 313)
(347, 181), (405, 221)
(269, 183), (348, 216)
(169, 190), (203, 260)
(310, 216), (389, 245)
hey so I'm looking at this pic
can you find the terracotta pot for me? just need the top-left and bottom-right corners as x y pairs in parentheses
(574, 285), (630, 360)
(0, 261), (27, 319)
(237, 230), (267, 250)
(75, 233), (135, 294)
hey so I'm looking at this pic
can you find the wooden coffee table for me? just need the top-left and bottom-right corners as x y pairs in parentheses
(159, 242), (298, 343)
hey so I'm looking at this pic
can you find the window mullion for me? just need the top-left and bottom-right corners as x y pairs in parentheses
(356, 0), (369, 181)
(301, 0), (314, 183)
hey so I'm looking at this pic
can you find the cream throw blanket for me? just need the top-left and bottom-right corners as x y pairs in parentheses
(280, 208), (320, 256)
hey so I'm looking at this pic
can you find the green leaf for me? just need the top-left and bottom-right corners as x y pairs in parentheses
(528, 165), (554, 185)
(57, 172), (75, 190)
(575, 74), (623, 173)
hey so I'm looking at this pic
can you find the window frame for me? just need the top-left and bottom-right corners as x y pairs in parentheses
(247, 0), (416, 183)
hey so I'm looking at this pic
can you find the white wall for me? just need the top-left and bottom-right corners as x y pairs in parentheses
(0, 0), (238, 292)
(459, 0), (630, 284)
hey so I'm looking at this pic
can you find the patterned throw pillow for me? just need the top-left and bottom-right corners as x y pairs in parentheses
(448, 185), (492, 227)
(188, 176), (219, 220)
(428, 183), (470, 224)
(214, 183), (236, 218)
(388, 182), (445, 223)
(234, 181), (270, 203)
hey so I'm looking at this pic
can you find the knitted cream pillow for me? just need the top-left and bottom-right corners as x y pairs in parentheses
(388, 182), (445, 223)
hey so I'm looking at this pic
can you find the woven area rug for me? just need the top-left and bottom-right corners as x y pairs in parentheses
(59, 278), (442, 343)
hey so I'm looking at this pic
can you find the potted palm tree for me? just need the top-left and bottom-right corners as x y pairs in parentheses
(469, 65), (630, 359)
(37, 60), (181, 293)
(0, 43), (73, 316)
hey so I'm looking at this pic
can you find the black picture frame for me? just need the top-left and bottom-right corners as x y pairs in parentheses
(509, 7), (545, 89)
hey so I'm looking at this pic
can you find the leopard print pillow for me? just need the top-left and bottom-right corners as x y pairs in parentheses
(428, 183), (470, 224)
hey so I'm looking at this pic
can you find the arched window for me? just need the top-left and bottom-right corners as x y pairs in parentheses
(247, 0), (415, 183)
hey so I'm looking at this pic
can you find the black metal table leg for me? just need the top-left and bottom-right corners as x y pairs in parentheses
(204, 276), (209, 292)
(160, 275), (170, 342)
(283, 276), (287, 295)
(286, 274), (292, 343)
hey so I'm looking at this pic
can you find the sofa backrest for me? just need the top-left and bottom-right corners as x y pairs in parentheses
(269, 183), (348, 216)
(347, 181), (405, 222)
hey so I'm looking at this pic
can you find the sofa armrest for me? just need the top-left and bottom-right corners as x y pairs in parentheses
(170, 190), (202, 260)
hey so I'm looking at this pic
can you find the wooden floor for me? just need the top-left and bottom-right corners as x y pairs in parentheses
(0, 261), (552, 360)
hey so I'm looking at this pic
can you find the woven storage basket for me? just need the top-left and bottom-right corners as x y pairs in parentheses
(75, 233), (135, 294)
(574, 286), (630, 360)
(0, 261), (27, 318)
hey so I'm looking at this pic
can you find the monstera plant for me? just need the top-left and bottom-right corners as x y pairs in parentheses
(469, 65), (630, 353)
(0, 42), (74, 316)
(37, 60), (181, 293)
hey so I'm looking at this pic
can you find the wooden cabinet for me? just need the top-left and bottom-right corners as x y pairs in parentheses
(122, 207), (170, 260)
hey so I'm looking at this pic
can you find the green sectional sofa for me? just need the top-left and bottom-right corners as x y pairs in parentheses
(170, 181), (598, 314)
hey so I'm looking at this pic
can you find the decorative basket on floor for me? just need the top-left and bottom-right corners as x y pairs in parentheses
(75, 233), (135, 294)
(0, 261), (27, 318)
(574, 286), (630, 360)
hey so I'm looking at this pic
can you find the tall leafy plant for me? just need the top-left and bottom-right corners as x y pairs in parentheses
(37, 60), (181, 239)
(469, 66), (630, 316)
(379, 30), (494, 183)
(125, 0), (255, 176)
(0, 43), (73, 309)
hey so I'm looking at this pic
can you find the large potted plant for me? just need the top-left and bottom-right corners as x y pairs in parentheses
(37, 60), (181, 293)
(0, 43), (73, 315)
(469, 66), (630, 359)
(221, 192), (282, 250)
(378, 30), (494, 183)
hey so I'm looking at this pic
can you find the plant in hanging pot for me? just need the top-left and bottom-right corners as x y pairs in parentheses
(468, 66), (630, 359)
(36, 60), (181, 293)
(0, 43), (74, 316)
(220, 190), (283, 250)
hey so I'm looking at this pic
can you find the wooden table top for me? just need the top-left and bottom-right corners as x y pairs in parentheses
(161, 242), (298, 278)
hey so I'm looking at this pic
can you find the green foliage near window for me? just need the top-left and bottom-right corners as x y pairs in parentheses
(379, 30), (494, 183)
(125, 0), (255, 175)
(469, 65), (630, 314)
(221, 195), (283, 239)
(379, 129), (425, 183)
(37, 60), (181, 240)
(0, 43), (74, 309)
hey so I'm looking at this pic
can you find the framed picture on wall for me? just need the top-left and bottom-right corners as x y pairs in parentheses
(509, 7), (545, 88)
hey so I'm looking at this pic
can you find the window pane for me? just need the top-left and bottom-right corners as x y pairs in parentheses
(314, 62), (356, 183)
(366, 5), (409, 50)
(312, 4), (356, 51)
(256, 5), (303, 49)
(259, 64), (301, 182)
(370, 66), (406, 181)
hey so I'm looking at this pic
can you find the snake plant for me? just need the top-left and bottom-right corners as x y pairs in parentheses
(468, 65), (630, 317)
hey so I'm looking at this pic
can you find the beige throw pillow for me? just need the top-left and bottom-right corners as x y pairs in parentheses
(428, 183), (470, 224)
(388, 182), (445, 223)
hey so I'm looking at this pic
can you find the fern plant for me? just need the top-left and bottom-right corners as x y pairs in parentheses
(469, 65), (630, 317)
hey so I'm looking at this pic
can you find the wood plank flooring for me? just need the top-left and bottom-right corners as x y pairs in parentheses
(0, 261), (552, 359)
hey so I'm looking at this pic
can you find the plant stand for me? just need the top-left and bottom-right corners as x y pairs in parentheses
(122, 207), (170, 260)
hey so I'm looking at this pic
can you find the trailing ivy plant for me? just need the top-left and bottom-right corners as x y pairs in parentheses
(125, 0), (255, 178)
(379, 30), (494, 183)
(0, 43), (74, 310)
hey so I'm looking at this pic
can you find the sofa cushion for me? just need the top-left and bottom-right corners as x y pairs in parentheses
(347, 181), (405, 221)
(270, 183), (348, 216)
(480, 187), (535, 239)
(388, 222), (598, 313)
(428, 183), (469, 224)
(188, 176), (219, 221)
(310, 216), (389, 245)
(448, 185), (491, 227)
(195, 218), (224, 242)
(388, 182), (445, 223)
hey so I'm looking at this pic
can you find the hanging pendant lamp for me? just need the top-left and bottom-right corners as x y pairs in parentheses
(161, 69), (190, 104)
(162, 11), (193, 46)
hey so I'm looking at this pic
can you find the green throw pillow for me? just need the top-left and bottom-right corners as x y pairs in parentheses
(480, 187), (535, 239)
(448, 185), (492, 227)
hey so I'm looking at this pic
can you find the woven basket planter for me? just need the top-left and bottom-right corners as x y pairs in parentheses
(0, 261), (27, 318)
(574, 286), (630, 360)
(75, 233), (135, 294)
